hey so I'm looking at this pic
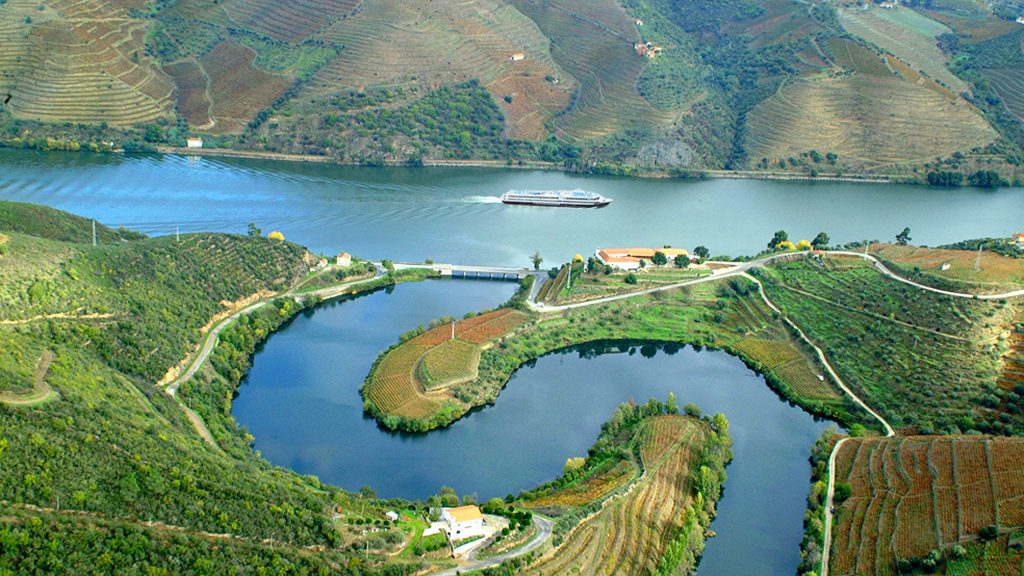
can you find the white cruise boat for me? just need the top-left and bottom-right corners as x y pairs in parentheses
(500, 189), (613, 208)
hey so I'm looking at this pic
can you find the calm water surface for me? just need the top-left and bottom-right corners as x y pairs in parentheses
(1, 149), (1022, 266)
(5, 148), (995, 574)
(232, 279), (833, 576)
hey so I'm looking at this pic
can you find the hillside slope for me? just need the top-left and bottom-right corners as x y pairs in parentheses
(0, 0), (1021, 178)
(0, 202), (423, 574)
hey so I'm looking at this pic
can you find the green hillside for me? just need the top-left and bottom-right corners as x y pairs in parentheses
(0, 202), (423, 574)
(0, 0), (1022, 179)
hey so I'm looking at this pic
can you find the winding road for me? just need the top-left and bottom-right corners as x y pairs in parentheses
(432, 515), (554, 576)
(163, 249), (1023, 574)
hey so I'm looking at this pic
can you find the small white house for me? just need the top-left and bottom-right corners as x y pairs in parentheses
(1016, 15), (1024, 24)
(509, 52), (525, 61)
(385, 511), (399, 522)
(336, 252), (351, 267)
(441, 505), (484, 539)
(186, 137), (203, 149)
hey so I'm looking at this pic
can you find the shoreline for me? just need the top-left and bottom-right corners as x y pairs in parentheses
(154, 146), (897, 184)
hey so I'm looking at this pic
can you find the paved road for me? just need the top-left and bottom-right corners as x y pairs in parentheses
(432, 515), (553, 576)
(162, 268), (387, 445)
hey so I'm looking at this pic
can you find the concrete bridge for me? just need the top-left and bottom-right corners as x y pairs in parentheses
(393, 262), (533, 281)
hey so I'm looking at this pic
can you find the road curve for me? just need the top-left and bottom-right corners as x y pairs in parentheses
(162, 269), (387, 445)
(431, 515), (553, 576)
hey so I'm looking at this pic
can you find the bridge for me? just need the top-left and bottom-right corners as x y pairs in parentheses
(392, 262), (533, 281)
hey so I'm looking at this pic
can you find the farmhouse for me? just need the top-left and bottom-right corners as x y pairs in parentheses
(596, 247), (689, 270)
(1013, 232), (1024, 245)
(1017, 15), (1024, 24)
(336, 251), (352, 267)
(879, 1), (897, 8)
(509, 52), (525, 61)
(186, 137), (203, 148)
(441, 505), (485, 539)
(634, 41), (663, 59)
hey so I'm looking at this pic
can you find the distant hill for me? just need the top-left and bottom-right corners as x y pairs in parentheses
(0, 201), (144, 244)
(0, 0), (1022, 180)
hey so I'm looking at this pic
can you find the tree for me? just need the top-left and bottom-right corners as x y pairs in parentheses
(896, 227), (911, 246)
(267, 231), (285, 241)
(811, 232), (830, 250)
(796, 239), (812, 251)
(652, 251), (668, 266)
(247, 223), (262, 237)
(693, 245), (710, 259)
(624, 273), (638, 285)
(530, 251), (543, 271)
(834, 482), (852, 502)
(768, 230), (788, 250)
(666, 392), (678, 414)
(683, 403), (702, 418)
(674, 254), (690, 268)
(777, 240), (796, 251)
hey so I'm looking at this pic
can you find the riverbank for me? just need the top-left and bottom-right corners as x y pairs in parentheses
(154, 145), (899, 184)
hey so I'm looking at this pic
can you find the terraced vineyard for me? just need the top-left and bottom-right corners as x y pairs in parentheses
(838, 6), (967, 94)
(200, 42), (291, 133)
(869, 243), (1024, 292)
(510, 0), (674, 139)
(0, 0), (173, 125)
(419, 339), (480, 390)
(745, 70), (996, 170)
(163, 61), (213, 128)
(764, 256), (1019, 434)
(830, 436), (1024, 576)
(223, 0), (359, 42)
(522, 459), (636, 509)
(981, 68), (1024, 123)
(363, 308), (528, 427)
(305, 0), (571, 140)
(523, 415), (712, 575)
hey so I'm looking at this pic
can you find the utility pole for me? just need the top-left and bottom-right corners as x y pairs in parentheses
(975, 246), (982, 272)
(451, 320), (455, 340)
(176, 226), (180, 243)
(566, 265), (572, 291)
(92, 220), (97, 247)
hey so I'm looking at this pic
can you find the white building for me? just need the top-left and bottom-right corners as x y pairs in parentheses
(441, 505), (485, 540)
(336, 252), (352, 267)
(385, 511), (399, 522)
(186, 137), (203, 148)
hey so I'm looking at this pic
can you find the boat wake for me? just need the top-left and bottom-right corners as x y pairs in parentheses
(465, 195), (504, 204)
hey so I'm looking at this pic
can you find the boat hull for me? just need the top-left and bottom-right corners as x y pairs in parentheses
(501, 198), (612, 208)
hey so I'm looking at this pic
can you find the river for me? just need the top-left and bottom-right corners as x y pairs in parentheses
(1, 148), (1008, 574)
(1, 149), (1022, 268)
(232, 279), (833, 576)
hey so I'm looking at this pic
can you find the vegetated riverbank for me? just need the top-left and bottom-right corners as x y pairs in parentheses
(156, 145), (903, 184)
(489, 399), (732, 576)
(363, 274), (864, 433)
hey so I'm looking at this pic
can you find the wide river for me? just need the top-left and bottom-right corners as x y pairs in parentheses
(3, 149), (1020, 574)
(1, 149), (1022, 266)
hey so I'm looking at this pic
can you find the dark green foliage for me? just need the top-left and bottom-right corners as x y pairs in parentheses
(0, 508), (416, 576)
(927, 171), (965, 186)
(967, 170), (1008, 188)
(937, 238), (1022, 259)
(896, 227), (912, 246)
(769, 230), (789, 249)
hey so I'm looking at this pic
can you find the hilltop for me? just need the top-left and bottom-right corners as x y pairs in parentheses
(0, 0), (1022, 182)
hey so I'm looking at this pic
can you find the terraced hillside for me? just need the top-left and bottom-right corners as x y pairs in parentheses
(838, 6), (968, 94)
(763, 255), (1019, 435)
(511, 0), (675, 140)
(524, 414), (727, 575)
(303, 0), (571, 140)
(362, 308), (530, 430)
(223, 0), (359, 43)
(830, 436), (1024, 576)
(745, 38), (996, 170)
(0, 0), (174, 125)
(981, 68), (1024, 123)
(200, 41), (290, 133)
